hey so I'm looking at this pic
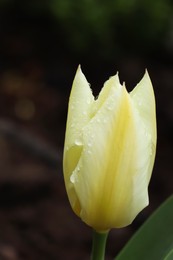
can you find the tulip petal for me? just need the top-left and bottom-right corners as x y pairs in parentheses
(69, 76), (132, 229)
(130, 70), (157, 149)
(91, 73), (121, 118)
(63, 66), (94, 214)
(69, 73), (156, 231)
(64, 66), (94, 149)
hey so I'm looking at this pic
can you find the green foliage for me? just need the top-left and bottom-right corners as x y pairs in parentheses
(50, 0), (172, 57)
(1, 0), (173, 58)
(115, 195), (173, 260)
(164, 249), (173, 260)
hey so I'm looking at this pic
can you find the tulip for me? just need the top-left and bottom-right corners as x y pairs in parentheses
(63, 66), (157, 232)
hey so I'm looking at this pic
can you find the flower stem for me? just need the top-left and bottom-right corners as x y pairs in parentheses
(91, 230), (109, 260)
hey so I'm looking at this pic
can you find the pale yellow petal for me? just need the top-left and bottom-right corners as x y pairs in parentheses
(91, 73), (121, 117)
(64, 66), (94, 149)
(63, 66), (94, 215)
(130, 70), (157, 183)
(130, 70), (157, 146)
(70, 81), (135, 230)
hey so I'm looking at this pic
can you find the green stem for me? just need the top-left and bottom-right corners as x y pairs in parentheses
(91, 230), (109, 260)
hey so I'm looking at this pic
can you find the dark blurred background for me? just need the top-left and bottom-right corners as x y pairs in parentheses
(0, 0), (172, 259)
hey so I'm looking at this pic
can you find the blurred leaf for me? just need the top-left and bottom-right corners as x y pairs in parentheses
(0, 0), (173, 58)
(164, 249), (173, 260)
(115, 195), (173, 260)
(50, 0), (172, 56)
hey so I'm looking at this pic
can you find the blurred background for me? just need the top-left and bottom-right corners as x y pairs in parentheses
(0, 0), (172, 259)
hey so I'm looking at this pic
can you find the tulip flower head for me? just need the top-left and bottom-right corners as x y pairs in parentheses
(63, 66), (157, 232)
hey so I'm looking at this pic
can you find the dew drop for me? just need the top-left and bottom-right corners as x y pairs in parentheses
(87, 99), (91, 104)
(145, 132), (151, 139)
(70, 174), (75, 183)
(103, 118), (107, 123)
(70, 167), (80, 183)
(149, 148), (153, 156)
(149, 143), (154, 156)
(75, 139), (82, 146)
(107, 106), (113, 111)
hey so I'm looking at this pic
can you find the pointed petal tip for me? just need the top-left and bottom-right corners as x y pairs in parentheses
(130, 69), (154, 96)
(108, 71), (121, 85)
(77, 64), (81, 71)
(76, 64), (82, 75)
(75, 65), (90, 87)
(114, 71), (119, 78)
(143, 69), (152, 83)
(144, 68), (150, 76)
(74, 64), (88, 85)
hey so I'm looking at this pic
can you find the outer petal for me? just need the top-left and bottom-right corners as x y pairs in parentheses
(130, 70), (157, 154)
(64, 65), (94, 151)
(63, 66), (94, 214)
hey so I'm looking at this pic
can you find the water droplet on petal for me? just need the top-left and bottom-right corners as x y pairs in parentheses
(107, 106), (113, 111)
(75, 140), (82, 146)
(149, 143), (155, 156)
(70, 166), (80, 183)
(149, 148), (153, 156)
(70, 174), (75, 183)
(103, 118), (107, 123)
